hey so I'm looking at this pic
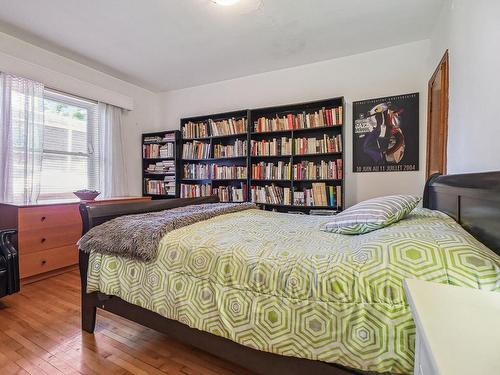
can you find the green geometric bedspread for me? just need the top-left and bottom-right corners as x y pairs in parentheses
(87, 208), (500, 374)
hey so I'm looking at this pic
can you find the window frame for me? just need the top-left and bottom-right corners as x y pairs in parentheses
(38, 89), (99, 200)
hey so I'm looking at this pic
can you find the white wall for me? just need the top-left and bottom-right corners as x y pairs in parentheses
(0, 32), (161, 195)
(158, 40), (430, 206)
(429, 0), (500, 174)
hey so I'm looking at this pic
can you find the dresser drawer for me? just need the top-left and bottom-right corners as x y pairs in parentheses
(20, 245), (78, 278)
(18, 204), (81, 230)
(18, 224), (82, 254)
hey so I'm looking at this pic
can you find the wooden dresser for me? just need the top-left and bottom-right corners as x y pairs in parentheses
(0, 197), (151, 284)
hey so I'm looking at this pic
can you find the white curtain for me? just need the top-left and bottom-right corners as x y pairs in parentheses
(0, 73), (44, 203)
(98, 102), (129, 198)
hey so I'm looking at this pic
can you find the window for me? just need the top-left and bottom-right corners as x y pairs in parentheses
(39, 90), (100, 199)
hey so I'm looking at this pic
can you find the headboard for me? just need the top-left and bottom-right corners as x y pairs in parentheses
(423, 171), (500, 255)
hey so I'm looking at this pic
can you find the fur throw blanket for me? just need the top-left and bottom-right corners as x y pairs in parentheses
(78, 202), (256, 262)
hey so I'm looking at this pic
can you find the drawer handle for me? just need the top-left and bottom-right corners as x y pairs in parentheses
(41, 238), (46, 243)
(41, 260), (47, 265)
(41, 216), (46, 222)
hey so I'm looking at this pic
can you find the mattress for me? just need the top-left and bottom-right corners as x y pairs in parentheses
(87, 208), (500, 374)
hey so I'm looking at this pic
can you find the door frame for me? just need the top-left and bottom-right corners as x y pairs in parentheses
(426, 50), (449, 178)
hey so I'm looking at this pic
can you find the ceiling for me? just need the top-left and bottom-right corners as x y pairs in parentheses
(0, 0), (443, 92)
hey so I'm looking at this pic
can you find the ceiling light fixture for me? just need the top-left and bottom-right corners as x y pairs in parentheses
(212, 0), (241, 6)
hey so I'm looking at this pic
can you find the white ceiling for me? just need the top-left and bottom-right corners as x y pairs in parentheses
(0, 0), (443, 92)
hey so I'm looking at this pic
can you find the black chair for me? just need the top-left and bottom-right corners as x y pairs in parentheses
(0, 229), (19, 298)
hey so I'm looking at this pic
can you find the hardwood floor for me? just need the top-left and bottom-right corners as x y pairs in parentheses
(0, 270), (254, 375)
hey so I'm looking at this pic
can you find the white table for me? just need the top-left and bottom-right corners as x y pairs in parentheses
(404, 279), (500, 375)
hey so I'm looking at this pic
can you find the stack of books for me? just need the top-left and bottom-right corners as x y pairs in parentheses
(159, 143), (175, 158)
(143, 136), (163, 144)
(293, 159), (342, 180)
(209, 117), (247, 136)
(146, 160), (175, 174)
(163, 175), (176, 195)
(183, 141), (210, 159)
(162, 133), (176, 142)
(213, 140), (247, 158)
(252, 161), (291, 180)
(182, 121), (209, 139)
(251, 137), (291, 156)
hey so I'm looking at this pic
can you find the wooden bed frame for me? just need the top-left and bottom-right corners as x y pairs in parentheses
(77, 172), (500, 375)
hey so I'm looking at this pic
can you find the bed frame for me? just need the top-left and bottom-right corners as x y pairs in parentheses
(77, 172), (500, 375)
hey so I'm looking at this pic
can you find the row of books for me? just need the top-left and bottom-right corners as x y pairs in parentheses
(143, 136), (163, 144)
(162, 133), (176, 142)
(253, 107), (343, 133)
(214, 184), (248, 203)
(143, 143), (175, 159)
(250, 160), (343, 180)
(180, 183), (248, 202)
(209, 117), (247, 137)
(144, 179), (176, 196)
(293, 160), (343, 180)
(183, 164), (248, 180)
(252, 162), (291, 180)
(182, 141), (210, 160)
(180, 183), (212, 199)
(182, 121), (209, 139)
(182, 118), (247, 139)
(250, 134), (343, 156)
(294, 134), (342, 155)
(214, 140), (247, 158)
(144, 133), (176, 144)
(145, 160), (176, 174)
(293, 184), (342, 208)
(250, 183), (342, 208)
(251, 137), (291, 156)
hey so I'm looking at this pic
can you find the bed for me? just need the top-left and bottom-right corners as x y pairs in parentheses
(77, 172), (500, 375)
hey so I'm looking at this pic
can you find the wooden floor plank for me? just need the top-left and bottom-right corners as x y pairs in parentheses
(0, 270), (254, 375)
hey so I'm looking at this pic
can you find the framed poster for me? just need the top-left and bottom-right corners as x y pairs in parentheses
(353, 93), (419, 173)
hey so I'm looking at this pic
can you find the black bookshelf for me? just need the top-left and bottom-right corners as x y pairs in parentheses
(249, 97), (345, 213)
(176, 97), (345, 213)
(142, 130), (181, 199)
(180, 110), (250, 203)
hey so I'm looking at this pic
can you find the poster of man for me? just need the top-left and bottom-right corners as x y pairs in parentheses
(353, 93), (419, 173)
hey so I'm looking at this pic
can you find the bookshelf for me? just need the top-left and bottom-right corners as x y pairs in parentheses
(180, 110), (250, 203)
(249, 97), (345, 213)
(142, 130), (181, 199)
(176, 97), (345, 213)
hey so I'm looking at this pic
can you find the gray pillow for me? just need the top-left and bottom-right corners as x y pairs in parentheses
(321, 195), (421, 235)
